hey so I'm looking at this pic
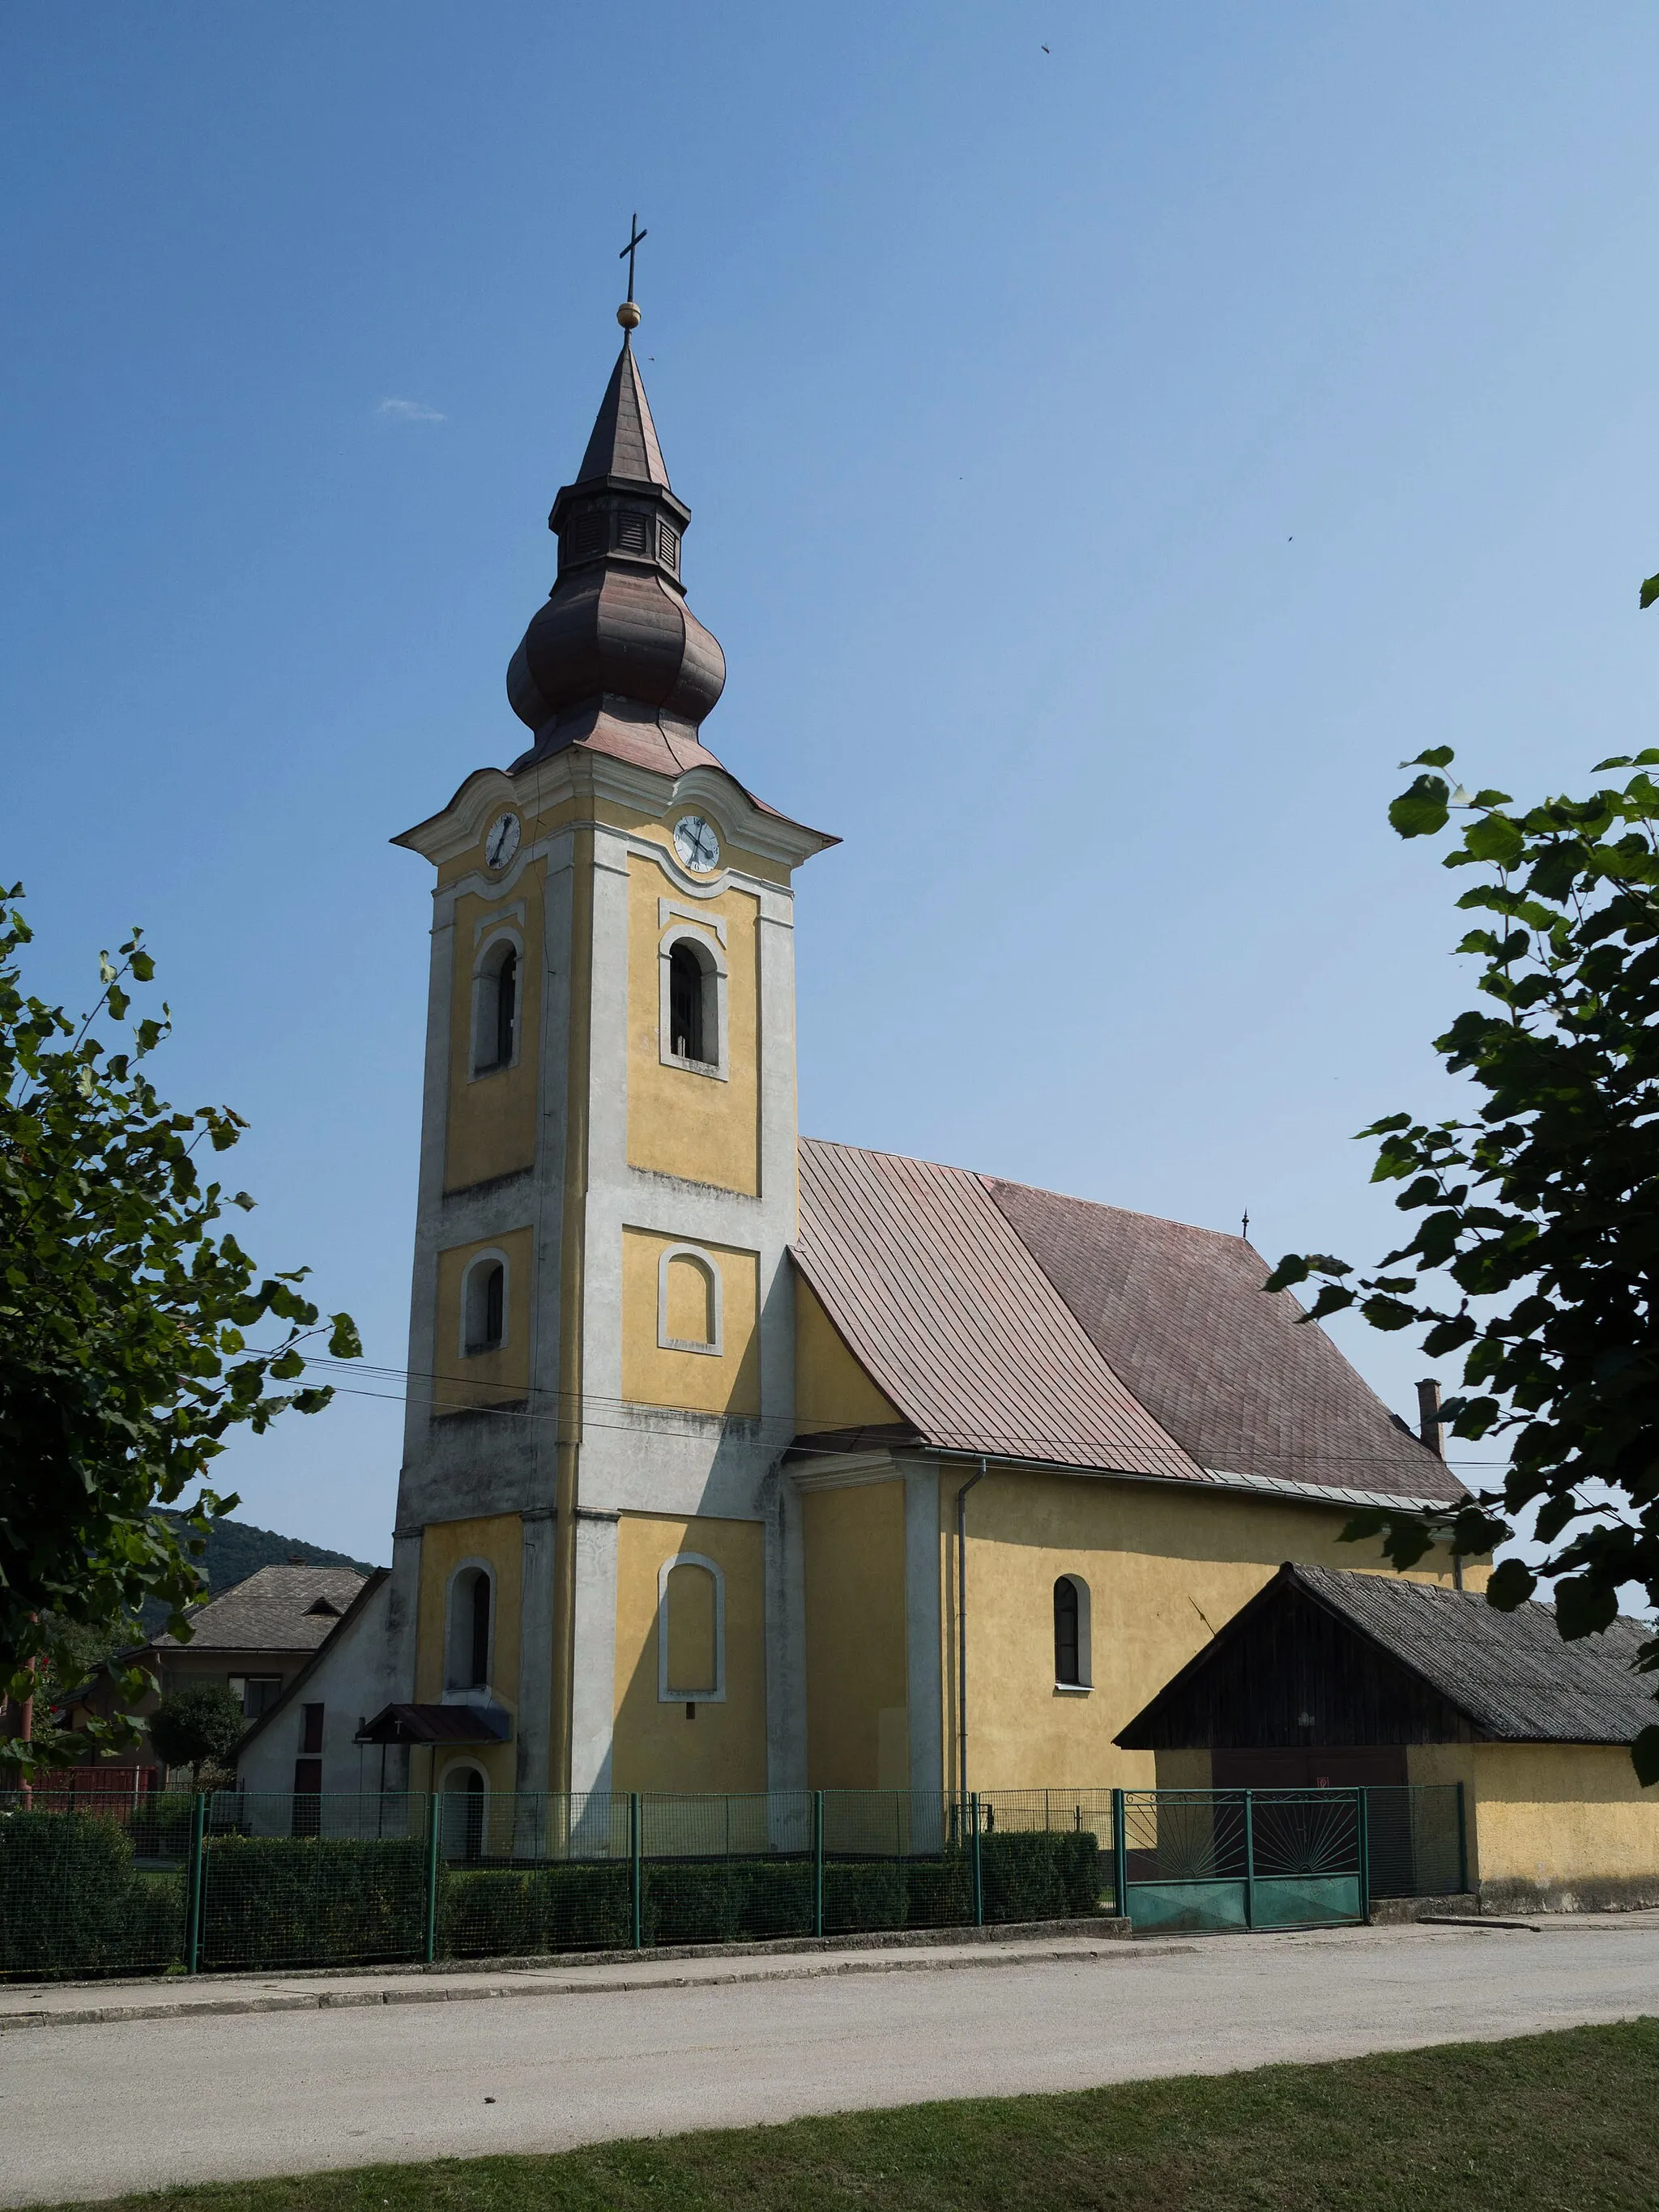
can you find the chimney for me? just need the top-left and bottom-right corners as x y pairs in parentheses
(1416, 1378), (1444, 1457)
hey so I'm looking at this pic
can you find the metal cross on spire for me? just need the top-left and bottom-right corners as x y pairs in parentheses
(619, 213), (647, 303)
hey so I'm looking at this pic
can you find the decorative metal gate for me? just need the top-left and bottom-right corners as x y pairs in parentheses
(1114, 1788), (1368, 1932)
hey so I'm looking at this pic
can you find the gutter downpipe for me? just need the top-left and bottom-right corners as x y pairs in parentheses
(955, 1458), (987, 1808)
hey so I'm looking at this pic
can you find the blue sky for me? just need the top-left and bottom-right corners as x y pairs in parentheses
(4, 5), (1657, 1564)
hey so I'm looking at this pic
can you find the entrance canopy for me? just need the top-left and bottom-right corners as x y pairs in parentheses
(356, 1703), (510, 1747)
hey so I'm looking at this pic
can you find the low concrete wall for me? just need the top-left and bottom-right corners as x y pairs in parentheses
(1480, 1873), (1659, 1916)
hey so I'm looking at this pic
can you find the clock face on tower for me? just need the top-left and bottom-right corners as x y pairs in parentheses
(484, 812), (521, 872)
(673, 815), (721, 873)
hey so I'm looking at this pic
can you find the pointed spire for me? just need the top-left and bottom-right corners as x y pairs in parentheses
(574, 336), (670, 490)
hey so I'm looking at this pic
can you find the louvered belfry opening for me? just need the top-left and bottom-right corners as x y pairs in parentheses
(670, 941), (706, 1061)
(493, 949), (517, 1068)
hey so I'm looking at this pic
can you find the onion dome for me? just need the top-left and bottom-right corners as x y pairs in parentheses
(507, 313), (726, 765)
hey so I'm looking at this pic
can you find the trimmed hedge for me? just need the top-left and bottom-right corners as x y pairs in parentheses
(2, 1815), (1105, 1979)
(0, 1810), (183, 1979)
(200, 1835), (429, 1969)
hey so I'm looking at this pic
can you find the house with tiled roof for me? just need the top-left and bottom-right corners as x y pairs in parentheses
(353, 295), (1491, 1832)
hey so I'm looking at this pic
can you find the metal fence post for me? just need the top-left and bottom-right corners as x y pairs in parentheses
(1111, 1788), (1128, 1920)
(1242, 1789), (1256, 1930)
(630, 1792), (642, 1950)
(1455, 1778), (1469, 1897)
(184, 1791), (207, 1975)
(812, 1791), (825, 1938)
(423, 1791), (441, 1964)
(970, 1792), (984, 1927)
(1356, 1788), (1371, 1923)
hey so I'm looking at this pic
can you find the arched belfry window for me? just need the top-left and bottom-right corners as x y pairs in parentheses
(463, 1255), (507, 1356)
(444, 1564), (495, 1694)
(669, 941), (706, 1063)
(657, 918), (728, 1079)
(1053, 1575), (1092, 1689)
(472, 936), (520, 1076)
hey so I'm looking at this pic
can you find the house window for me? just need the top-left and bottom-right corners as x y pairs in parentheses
(669, 942), (706, 1061)
(230, 1674), (283, 1720)
(657, 1552), (727, 1705)
(473, 940), (519, 1075)
(1053, 1575), (1092, 1690)
(463, 1256), (506, 1356)
(446, 1564), (494, 1694)
(301, 1703), (325, 1755)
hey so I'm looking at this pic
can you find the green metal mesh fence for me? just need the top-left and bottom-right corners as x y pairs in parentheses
(0, 1780), (1468, 1979)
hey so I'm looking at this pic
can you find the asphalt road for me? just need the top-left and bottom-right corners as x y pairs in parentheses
(4, 1923), (1657, 2206)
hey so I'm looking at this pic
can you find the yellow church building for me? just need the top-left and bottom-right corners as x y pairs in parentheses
(352, 300), (1472, 1815)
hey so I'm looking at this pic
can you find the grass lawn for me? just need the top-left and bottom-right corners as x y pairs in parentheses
(41, 2018), (1659, 2212)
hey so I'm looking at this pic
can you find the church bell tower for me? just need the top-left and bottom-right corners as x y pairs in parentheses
(386, 279), (835, 1802)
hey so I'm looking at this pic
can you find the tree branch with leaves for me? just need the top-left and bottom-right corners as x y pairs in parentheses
(0, 889), (360, 1777)
(1265, 735), (1659, 1777)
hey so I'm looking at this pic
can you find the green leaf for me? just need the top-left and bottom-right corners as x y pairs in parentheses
(1405, 746), (1456, 769)
(1631, 1725), (1659, 1788)
(1484, 1558), (1537, 1612)
(328, 1312), (364, 1359)
(1640, 572), (1659, 611)
(1388, 774), (1451, 839)
(1462, 813), (1525, 866)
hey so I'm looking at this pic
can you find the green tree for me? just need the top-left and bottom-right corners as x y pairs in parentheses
(147, 1683), (249, 1779)
(0, 889), (360, 1777)
(1265, 743), (1659, 1776)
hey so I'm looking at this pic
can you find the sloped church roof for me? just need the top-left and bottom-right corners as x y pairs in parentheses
(793, 1138), (1463, 1511)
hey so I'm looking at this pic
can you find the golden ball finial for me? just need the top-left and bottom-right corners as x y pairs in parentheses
(617, 300), (642, 330)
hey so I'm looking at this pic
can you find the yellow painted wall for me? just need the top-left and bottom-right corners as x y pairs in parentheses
(619, 1227), (761, 1415)
(625, 851), (761, 1196)
(611, 1512), (768, 1792)
(413, 1513), (524, 1796)
(445, 882), (542, 1193)
(433, 1225), (535, 1413)
(795, 1276), (904, 1432)
(949, 1468), (1469, 1793)
(802, 1480), (909, 1788)
(1410, 1741), (1659, 1889)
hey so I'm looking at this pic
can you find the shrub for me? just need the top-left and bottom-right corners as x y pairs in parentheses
(979, 1828), (1100, 1923)
(823, 1860), (910, 1933)
(198, 1835), (426, 1969)
(0, 1809), (183, 1978)
(442, 1863), (633, 1958)
(148, 1686), (246, 1776)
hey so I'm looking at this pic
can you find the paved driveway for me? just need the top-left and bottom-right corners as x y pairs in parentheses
(3, 1922), (1657, 2206)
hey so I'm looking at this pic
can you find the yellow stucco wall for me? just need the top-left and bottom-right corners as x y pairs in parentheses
(445, 881), (542, 1193)
(433, 1225), (535, 1413)
(802, 1480), (909, 1788)
(611, 1511), (768, 1792)
(948, 1467), (1467, 1793)
(625, 851), (761, 1196)
(1410, 1741), (1659, 1889)
(619, 1227), (761, 1416)
(795, 1277), (904, 1432)
(413, 1514), (523, 1796)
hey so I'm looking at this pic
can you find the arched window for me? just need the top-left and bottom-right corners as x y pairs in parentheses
(657, 1552), (726, 1706)
(445, 1565), (494, 1693)
(1053, 1575), (1092, 1690)
(663, 1251), (716, 1349)
(669, 941), (706, 1063)
(464, 1258), (505, 1356)
(472, 939), (519, 1075)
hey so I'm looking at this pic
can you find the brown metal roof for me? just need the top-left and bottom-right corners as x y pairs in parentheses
(795, 1139), (1461, 1506)
(356, 1703), (511, 1746)
(154, 1566), (369, 1654)
(794, 1139), (1202, 1478)
(986, 1176), (1461, 1502)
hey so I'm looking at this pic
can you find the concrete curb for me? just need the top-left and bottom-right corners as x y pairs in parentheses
(0, 1934), (1179, 2034)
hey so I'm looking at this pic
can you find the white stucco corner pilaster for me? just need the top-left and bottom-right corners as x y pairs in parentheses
(762, 1460), (808, 1792)
(515, 1507), (557, 1792)
(568, 1507), (620, 1796)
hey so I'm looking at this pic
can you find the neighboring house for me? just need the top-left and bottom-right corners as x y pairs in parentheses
(236, 1570), (398, 1800)
(61, 1566), (368, 1767)
(1115, 1563), (1659, 1912)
